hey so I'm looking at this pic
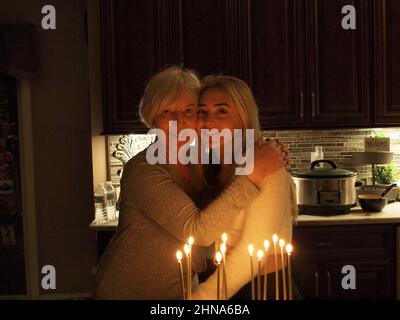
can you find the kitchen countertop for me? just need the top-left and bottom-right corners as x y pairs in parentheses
(89, 202), (400, 231)
(297, 201), (400, 226)
(89, 217), (118, 231)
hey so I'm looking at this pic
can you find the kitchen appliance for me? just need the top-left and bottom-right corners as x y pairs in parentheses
(292, 160), (359, 215)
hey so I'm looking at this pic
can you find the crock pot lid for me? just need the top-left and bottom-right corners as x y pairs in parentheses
(292, 160), (356, 178)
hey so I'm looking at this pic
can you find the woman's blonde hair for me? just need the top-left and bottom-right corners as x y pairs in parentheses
(199, 75), (263, 142)
(138, 66), (201, 128)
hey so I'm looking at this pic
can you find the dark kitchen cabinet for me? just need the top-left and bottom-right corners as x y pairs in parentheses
(242, 0), (306, 129)
(99, 1), (400, 133)
(100, 0), (240, 134)
(243, 0), (372, 129)
(373, 0), (400, 125)
(100, 0), (163, 134)
(292, 224), (395, 299)
(305, 0), (372, 127)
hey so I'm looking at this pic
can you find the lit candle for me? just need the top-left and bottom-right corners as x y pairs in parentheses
(272, 234), (279, 300)
(286, 244), (293, 300)
(187, 236), (194, 300)
(184, 243), (191, 300)
(257, 250), (264, 300)
(248, 244), (255, 300)
(215, 251), (223, 300)
(220, 242), (228, 300)
(263, 240), (270, 300)
(176, 250), (185, 300)
(279, 239), (287, 300)
(221, 232), (228, 244)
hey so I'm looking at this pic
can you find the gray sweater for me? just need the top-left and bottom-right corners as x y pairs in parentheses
(93, 150), (259, 299)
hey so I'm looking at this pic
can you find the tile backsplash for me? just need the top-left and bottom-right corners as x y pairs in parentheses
(107, 128), (400, 186)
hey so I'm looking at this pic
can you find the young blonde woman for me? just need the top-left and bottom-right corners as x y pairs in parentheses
(93, 66), (287, 299)
(191, 75), (298, 300)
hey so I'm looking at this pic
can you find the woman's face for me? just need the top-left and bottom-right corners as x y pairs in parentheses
(153, 90), (197, 140)
(197, 87), (242, 149)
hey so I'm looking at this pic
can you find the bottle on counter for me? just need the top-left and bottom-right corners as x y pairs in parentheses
(311, 146), (324, 167)
(105, 181), (117, 221)
(94, 183), (107, 223)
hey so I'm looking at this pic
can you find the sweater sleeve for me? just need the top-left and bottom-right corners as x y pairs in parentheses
(192, 168), (297, 300)
(119, 153), (259, 247)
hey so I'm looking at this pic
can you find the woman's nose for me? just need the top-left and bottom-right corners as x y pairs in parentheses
(169, 111), (179, 121)
(172, 111), (188, 125)
(204, 115), (217, 128)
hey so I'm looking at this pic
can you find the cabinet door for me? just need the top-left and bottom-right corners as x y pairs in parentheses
(326, 259), (394, 299)
(244, 0), (306, 129)
(374, 0), (400, 125)
(180, 0), (239, 77)
(100, 0), (179, 134)
(100, 0), (240, 134)
(292, 260), (323, 299)
(306, 0), (371, 126)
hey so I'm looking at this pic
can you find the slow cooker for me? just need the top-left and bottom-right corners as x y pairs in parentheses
(292, 160), (360, 215)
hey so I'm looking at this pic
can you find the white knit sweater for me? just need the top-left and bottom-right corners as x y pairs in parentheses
(192, 167), (298, 300)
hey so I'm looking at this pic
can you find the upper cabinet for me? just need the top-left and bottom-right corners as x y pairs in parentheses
(100, 0), (240, 134)
(244, 0), (306, 129)
(373, 0), (400, 125)
(101, 0), (162, 134)
(305, 0), (371, 127)
(99, 0), (400, 134)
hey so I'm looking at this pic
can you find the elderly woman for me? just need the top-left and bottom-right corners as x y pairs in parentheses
(93, 66), (286, 299)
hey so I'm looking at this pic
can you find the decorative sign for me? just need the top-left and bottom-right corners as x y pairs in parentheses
(364, 137), (390, 152)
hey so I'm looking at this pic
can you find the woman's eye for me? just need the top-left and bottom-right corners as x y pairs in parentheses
(161, 109), (172, 117)
(218, 108), (228, 115)
(184, 108), (193, 114)
(197, 109), (207, 117)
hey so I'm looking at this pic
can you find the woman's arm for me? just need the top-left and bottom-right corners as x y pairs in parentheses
(120, 153), (259, 247)
(192, 168), (297, 299)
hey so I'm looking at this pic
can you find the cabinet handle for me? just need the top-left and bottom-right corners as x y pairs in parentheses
(315, 271), (319, 299)
(300, 92), (304, 118)
(312, 92), (316, 118)
(327, 271), (331, 298)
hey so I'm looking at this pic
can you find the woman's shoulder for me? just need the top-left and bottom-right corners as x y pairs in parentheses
(259, 167), (293, 189)
(123, 148), (172, 178)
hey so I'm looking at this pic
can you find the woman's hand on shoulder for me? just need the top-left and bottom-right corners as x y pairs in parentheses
(267, 138), (291, 169)
(248, 138), (286, 188)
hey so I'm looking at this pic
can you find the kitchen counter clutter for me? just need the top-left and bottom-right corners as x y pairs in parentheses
(89, 202), (400, 231)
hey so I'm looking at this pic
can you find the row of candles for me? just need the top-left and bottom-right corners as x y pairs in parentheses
(176, 233), (294, 300)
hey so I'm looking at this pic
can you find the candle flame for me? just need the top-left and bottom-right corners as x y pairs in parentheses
(286, 244), (293, 255)
(220, 242), (227, 254)
(264, 239), (270, 251)
(257, 249), (264, 261)
(221, 232), (228, 243)
(248, 244), (254, 256)
(176, 250), (183, 261)
(272, 234), (278, 243)
(215, 251), (223, 264)
(184, 244), (190, 255)
(279, 239), (285, 248)
(188, 236), (194, 246)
